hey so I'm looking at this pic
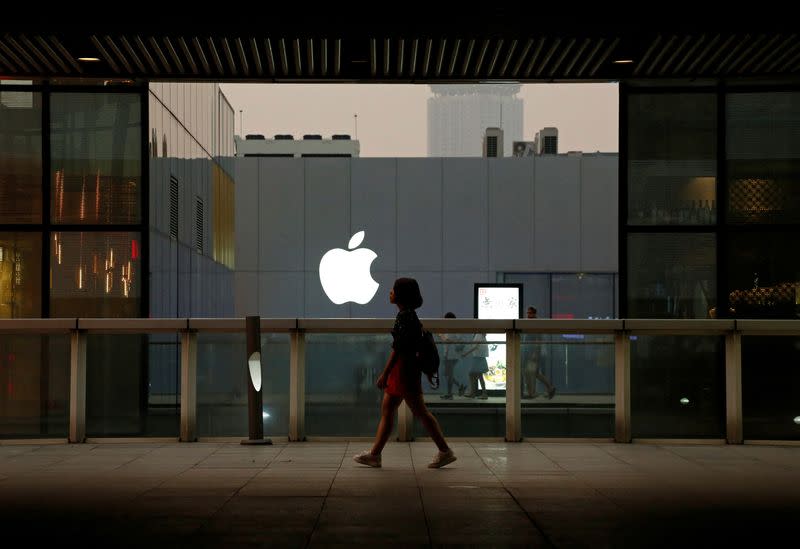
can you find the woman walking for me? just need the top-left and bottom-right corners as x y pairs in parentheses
(354, 277), (456, 468)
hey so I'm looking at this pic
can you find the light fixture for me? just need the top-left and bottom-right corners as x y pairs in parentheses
(0, 246), (4, 262)
(613, 59), (634, 64)
(680, 397), (690, 405)
(248, 351), (262, 392)
(794, 416), (800, 425)
(78, 57), (101, 62)
(262, 411), (271, 420)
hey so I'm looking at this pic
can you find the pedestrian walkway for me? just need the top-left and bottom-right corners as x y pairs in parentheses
(1, 441), (798, 547)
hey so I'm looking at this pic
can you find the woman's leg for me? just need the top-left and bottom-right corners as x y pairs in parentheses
(370, 392), (403, 455)
(404, 393), (449, 452)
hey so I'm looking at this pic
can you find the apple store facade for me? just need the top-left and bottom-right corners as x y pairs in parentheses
(233, 155), (619, 320)
(231, 154), (619, 438)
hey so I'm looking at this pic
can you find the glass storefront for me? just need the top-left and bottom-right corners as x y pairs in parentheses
(624, 87), (800, 439)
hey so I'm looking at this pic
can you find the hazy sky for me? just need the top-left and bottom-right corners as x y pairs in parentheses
(220, 83), (618, 156)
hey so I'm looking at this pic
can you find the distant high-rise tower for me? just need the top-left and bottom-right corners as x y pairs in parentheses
(428, 84), (523, 157)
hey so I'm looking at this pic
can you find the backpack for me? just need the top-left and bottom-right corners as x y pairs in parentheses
(416, 327), (441, 389)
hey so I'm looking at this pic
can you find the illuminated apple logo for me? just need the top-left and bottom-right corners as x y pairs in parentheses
(319, 231), (379, 305)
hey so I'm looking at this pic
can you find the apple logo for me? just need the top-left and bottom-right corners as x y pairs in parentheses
(319, 231), (379, 305)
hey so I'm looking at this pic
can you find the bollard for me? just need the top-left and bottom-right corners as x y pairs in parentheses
(242, 315), (272, 445)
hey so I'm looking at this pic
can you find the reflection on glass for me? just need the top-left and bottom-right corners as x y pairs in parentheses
(727, 92), (800, 224)
(85, 334), (177, 437)
(631, 335), (724, 438)
(197, 333), (289, 437)
(727, 232), (800, 319)
(521, 334), (614, 438)
(306, 334), (391, 436)
(0, 90), (42, 223)
(50, 232), (141, 317)
(0, 335), (69, 438)
(552, 274), (616, 319)
(628, 94), (717, 225)
(740, 337), (800, 440)
(0, 233), (41, 318)
(628, 233), (716, 319)
(50, 93), (141, 224)
(418, 332), (507, 438)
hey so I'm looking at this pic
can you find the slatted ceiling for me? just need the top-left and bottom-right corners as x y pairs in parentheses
(147, 36), (170, 73)
(423, 38), (433, 77)
(1, 32), (798, 81)
(278, 39), (288, 75)
(264, 38), (275, 75)
(384, 39), (391, 76)
(306, 39), (313, 77)
(397, 38), (405, 77)
(180, 37), (199, 75)
(461, 39), (474, 76)
(164, 38), (184, 74)
(320, 38), (327, 76)
(21, 35), (55, 73)
(754, 34), (793, 73)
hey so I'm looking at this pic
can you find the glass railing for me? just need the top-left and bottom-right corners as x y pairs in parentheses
(0, 317), (798, 443)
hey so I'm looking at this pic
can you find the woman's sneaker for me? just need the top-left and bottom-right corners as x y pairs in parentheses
(353, 451), (381, 468)
(428, 449), (457, 468)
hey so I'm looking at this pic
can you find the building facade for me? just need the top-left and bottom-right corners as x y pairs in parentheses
(0, 80), (235, 438)
(621, 88), (800, 440)
(233, 154), (618, 320)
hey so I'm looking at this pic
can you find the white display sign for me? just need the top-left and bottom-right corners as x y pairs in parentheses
(477, 286), (520, 320)
(475, 285), (521, 391)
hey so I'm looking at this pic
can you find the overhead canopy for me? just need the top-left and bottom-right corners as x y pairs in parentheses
(2, 13), (798, 82)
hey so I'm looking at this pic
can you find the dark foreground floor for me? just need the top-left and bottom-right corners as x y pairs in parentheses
(1, 441), (799, 548)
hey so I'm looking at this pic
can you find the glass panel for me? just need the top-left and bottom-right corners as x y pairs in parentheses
(197, 333), (289, 437)
(0, 233), (41, 318)
(552, 274), (616, 319)
(628, 233), (716, 319)
(0, 334), (69, 438)
(628, 94), (717, 225)
(86, 334), (178, 437)
(50, 231), (141, 318)
(742, 336), (800, 440)
(727, 92), (800, 224)
(726, 231), (800, 319)
(0, 90), (42, 223)
(50, 93), (141, 224)
(522, 334), (614, 437)
(503, 274), (551, 318)
(631, 335), (725, 438)
(306, 334), (392, 436)
(415, 332), (506, 438)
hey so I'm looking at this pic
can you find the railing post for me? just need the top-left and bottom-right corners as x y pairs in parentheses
(69, 329), (87, 443)
(243, 315), (271, 445)
(289, 328), (306, 441)
(614, 329), (632, 443)
(725, 329), (743, 444)
(505, 328), (522, 442)
(180, 330), (197, 442)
